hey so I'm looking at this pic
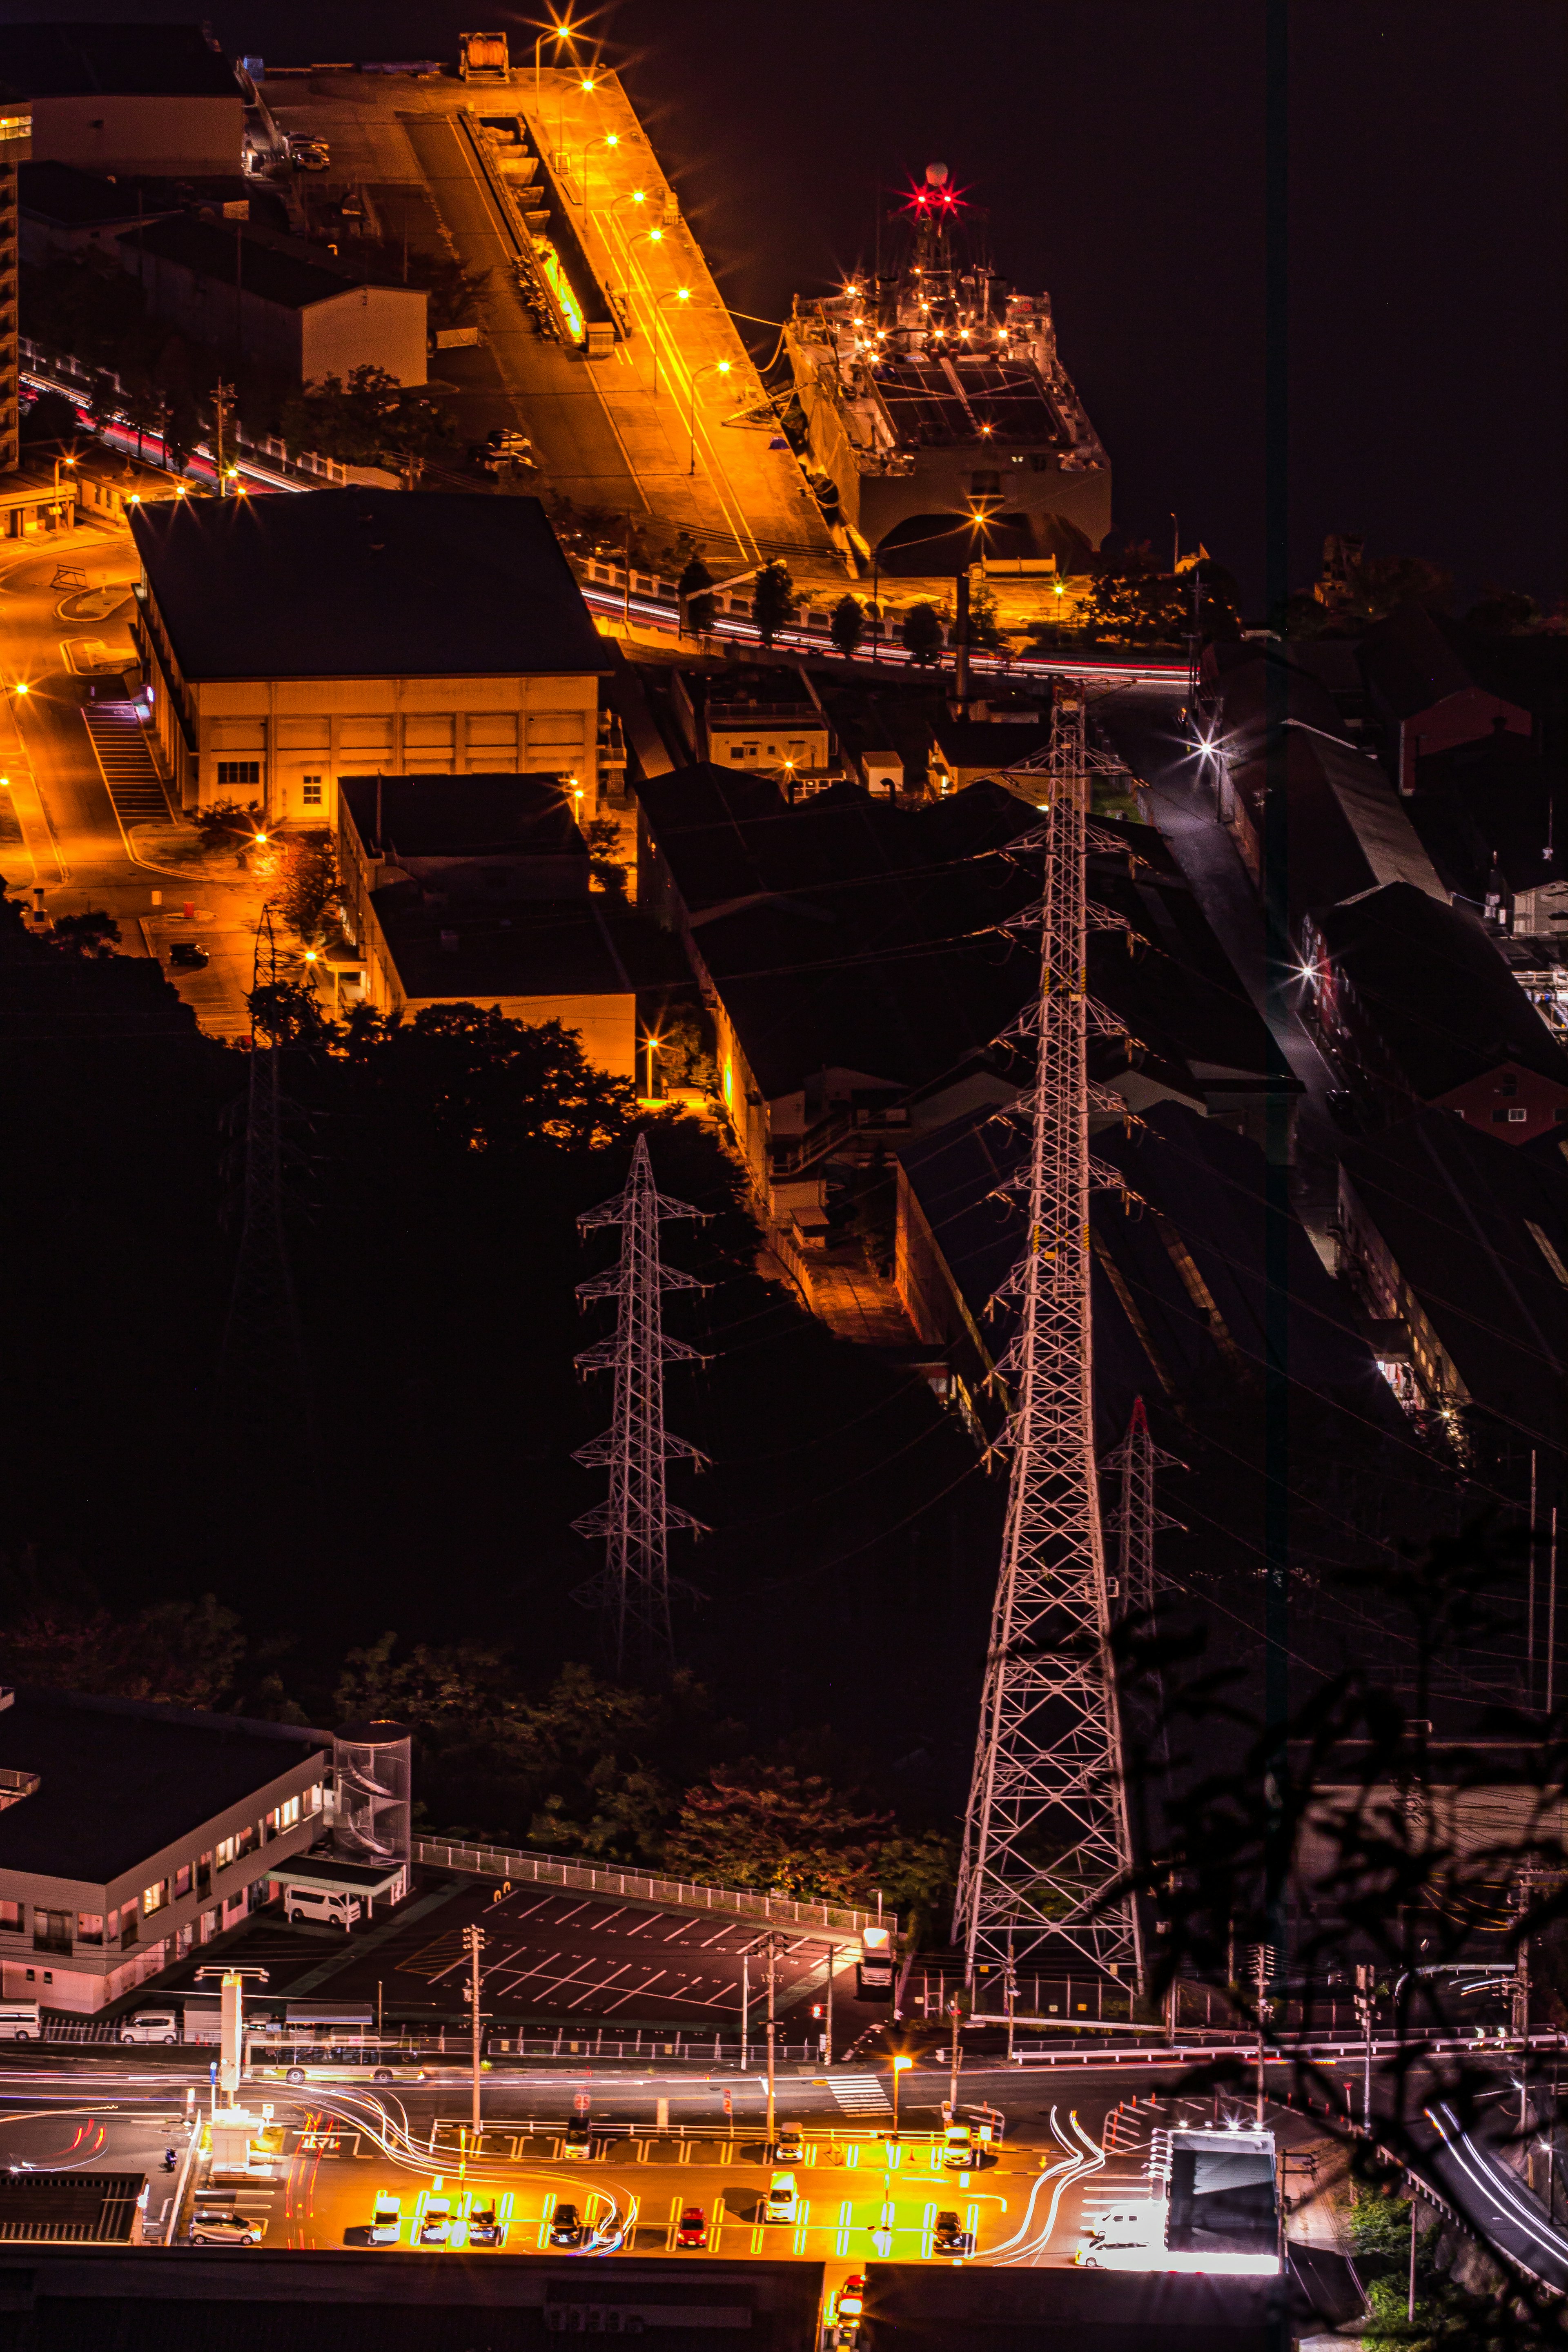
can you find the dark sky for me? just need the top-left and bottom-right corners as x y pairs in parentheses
(39, 0), (1568, 607)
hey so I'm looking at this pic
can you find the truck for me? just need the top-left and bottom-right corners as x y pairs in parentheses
(1077, 2125), (1280, 2276)
(855, 1925), (895, 2001)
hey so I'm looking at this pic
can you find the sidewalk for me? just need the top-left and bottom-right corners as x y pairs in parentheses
(0, 688), (65, 888)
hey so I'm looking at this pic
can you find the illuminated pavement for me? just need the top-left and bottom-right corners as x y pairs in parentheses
(258, 67), (837, 571)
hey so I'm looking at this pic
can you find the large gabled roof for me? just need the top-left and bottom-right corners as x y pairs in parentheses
(130, 492), (608, 682)
(122, 215), (420, 313)
(1312, 880), (1568, 1095)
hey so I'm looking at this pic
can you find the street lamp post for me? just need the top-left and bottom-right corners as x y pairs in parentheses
(650, 285), (693, 399)
(580, 129), (618, 208)
(890, 2053), (913, 2141)
(688, 355), (731, 475)
(622, 223), (664, 305)
(947, 1996), (963, 2120)
(464, 1922), (485, 2133)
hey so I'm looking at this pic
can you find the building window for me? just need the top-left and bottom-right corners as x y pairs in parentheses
(216, 760), (261, 786)
(76, 1913), (103, 1945)
(971, 469), (1000, 494)
(302, 779), (323, 806)
(215, 1835), (237, 1871)
(174, 1863), (191, 1898)
(143, 1880), (167, 1915)
(118, 1900), (138, 1947)
(305, 1782), (323, 1816)
(0, 1902), (20, 1933)
(273, 1795), (301, 1833)
(33, 1909), (71, 1954)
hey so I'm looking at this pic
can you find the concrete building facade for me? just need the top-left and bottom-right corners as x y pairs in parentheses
(0, 24), (243, 179)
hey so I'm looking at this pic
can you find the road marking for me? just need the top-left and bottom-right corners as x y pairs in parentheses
(830, 2076), (892, 2115)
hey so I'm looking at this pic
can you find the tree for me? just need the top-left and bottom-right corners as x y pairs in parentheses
(751, 559), (796, 649)
(278, 365), (456, 470)
(829, 593), (866, 660)
(50, 909), (119, 958)
(968, 582), (1004, 653)
(663, 1764), (895, 1903)
(1, 1594), (244, 1709)
(341, 1003), (638, 1154)
(188, 797), (265, 856)
(679, 555), (717, 637)
(583, 815), (630, 898)
(899, 601), (945, 664)
(273, 833), (340, 949)
(20, 389), (80, 444)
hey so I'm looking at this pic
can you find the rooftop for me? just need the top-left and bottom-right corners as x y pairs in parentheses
(1360, 601), (1512, 721)
(0, 1688), (325, 1886)
(340, 773), (586, 862)
(130, 492), (608, 683)
(122, 215), (423, 313)
(0, 22), (240, 99)
(19, 159), (165, 227)
(1312, 880), (1568, 1096)
(371, 892), (645, 1004)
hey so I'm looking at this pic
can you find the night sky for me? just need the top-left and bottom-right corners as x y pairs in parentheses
(34, 0), (1568, 608)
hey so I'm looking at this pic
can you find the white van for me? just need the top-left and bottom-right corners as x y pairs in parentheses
(284, 1886), (362, 1932)
(119, 2009), (180, 2045)
(0, 2001), (41, 2040)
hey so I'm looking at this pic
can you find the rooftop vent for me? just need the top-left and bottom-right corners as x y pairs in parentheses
(0, 1768), (40, 1811)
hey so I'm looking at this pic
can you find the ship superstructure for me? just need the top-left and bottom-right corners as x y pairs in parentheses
(787, 162), (1110, 568)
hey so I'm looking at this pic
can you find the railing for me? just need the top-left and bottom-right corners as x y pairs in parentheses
(411, 1836), (878, 1937)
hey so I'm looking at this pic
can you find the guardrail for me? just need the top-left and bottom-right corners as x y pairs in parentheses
(411, 1836), (879, 1937)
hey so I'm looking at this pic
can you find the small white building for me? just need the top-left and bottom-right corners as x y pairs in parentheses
(122, 216), (428, 391)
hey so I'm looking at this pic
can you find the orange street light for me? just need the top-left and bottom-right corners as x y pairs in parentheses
(649, 285), (695, 401)
(688, 354), (731, 475)
(890, 2053), (914, 2140)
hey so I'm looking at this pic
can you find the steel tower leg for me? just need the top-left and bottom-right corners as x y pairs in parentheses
(953, 689), (1143, 1990)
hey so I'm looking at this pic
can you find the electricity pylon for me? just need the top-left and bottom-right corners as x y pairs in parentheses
(954, 689), (1143, 1988)
(215, 907), (311, 1445)
(573, 1134), (708, 1673)
(1103, 1396), (1183, 1765)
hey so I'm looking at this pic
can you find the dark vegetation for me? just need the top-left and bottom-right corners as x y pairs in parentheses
(0, 896), (989, 1902)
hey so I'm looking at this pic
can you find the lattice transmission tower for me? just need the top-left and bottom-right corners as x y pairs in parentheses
(573, 1134), (708, 1673)
(215, 908), (312, 1446)
(954, 688), (1144, 1988)
(1103, 1396), (1183, 1761)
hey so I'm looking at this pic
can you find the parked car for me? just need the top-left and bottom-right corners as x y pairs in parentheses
(466, 2202), (504, 2247)
(763, 2171), (798, 2224)
(367, 2195), (401, 2246)
(1326, 1088), (1361, 1131)
(941, 2124), (973, 2169)
(932, 2210), (971, 2254)
(168, 941), (209, 969)
(189, 2210), (262, 2246)
(561, 2118), (593, 2159)
(772, 2127), (805, 2163)
(835, 2276), (865, 2321)
(675, 2203), (708, 2249)
(549, 2201), (586, 2248)
(0, 2003), (40, 2040)
(290, 138), (329, 171)
(119, 2009), (180, 2045)
(418, 2194), (452, 2246)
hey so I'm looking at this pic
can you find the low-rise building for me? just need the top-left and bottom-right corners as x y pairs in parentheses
(1361, 601), (1532, 795)
(129, 489), (611, 827)
(671, 664), (832, 783)
(333, 771), (637, 1073)
(0, 1686), (332, 2013)
(0, 22), (243, 179)
(1303, 880), (1568, 1143)
(19, 158), (176, 262)
(120, 215), (428, 390)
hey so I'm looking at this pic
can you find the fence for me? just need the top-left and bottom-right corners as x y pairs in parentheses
(411, 1836), (877, 1938)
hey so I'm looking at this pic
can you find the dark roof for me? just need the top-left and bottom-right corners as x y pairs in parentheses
(372, 893), (638, 1003)
(0, 2173), (143, 2243)
(1360, 601), (1503, 720)
(932, 715), (1054, 768)
(0, 1688), (325, 1885)
(130, 492), (608, 681)
(122, 215), (414, 311)
(341, 773), (585, 860)
(704, 665), (818, 717)
(19, 159), (156, 227)
(1405, 738), (1562, 901)
(1339, 1111), (1568, 1443)
(1311, 880), (1568, 1095)
(900, 1097), (1398, 1441)
(0, 22), (240, 98)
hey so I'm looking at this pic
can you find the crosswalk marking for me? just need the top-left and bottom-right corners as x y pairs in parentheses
(829, 2075), (892, 2114)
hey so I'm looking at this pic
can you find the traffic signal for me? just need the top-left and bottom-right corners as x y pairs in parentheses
(810, 2004), (823, 2020)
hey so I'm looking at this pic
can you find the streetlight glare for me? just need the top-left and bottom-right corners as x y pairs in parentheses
(14, 682), (27, 695)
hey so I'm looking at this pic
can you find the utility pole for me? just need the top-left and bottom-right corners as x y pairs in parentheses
(824, 1944), (836, 2065)
(573, 1134), (710, 1671)
(953, 691), (1143, 1991)
(1254, 1942), (1271, 2127)
(740, 1949), (748, 2070)
(947, 1996), (962, 2122)
(464, 1922), (484, 2133)
(1354, 1962), (1374, 2132)
(211, 379), (234, 490)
